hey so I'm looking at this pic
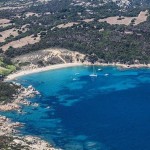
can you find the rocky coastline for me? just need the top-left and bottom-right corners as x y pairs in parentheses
(0, 83), (60, 150)
(0, 83), (40, 111)
(2, 49), (150, 149)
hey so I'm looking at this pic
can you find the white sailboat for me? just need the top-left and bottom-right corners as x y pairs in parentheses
(90, 65), (97, 77)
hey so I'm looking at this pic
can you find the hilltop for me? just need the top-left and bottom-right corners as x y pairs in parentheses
(0, 0), (150, 76)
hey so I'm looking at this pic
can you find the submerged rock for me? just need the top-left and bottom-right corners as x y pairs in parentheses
(84, 141), (110, 150)
(64, 141), (84, 150)
(0, 115), (61, 150)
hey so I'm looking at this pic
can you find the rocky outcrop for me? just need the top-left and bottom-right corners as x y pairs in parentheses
(0, 115), (23, 136)
(0, 84), (60, 150)
(0, 83), (40, 111)
(0, 116), (60, 150)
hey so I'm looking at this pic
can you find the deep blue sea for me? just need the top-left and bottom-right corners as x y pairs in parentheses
(2, 66), (150, 150)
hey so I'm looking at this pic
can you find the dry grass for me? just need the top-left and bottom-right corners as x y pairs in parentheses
(0, 25), (29, 43)
(0, 6), (24, 10)
(0, 28), (18, 42)
(0, 23), (12, 28)
(124, 31), (133, 34)
(99, 16), (133, 25)
(134, 10), (148, 25)
(0, 1), (32, 10)
(83, 18), (94, 23)
(37, 0), (51, 2)
(0, 19), (11, 28)
(0, 19), (10, 25)
(57, 22), (79, 28)
(1, 35), (41, 51)
(25, 12), (39, 17)
(98, 10), (148, 26)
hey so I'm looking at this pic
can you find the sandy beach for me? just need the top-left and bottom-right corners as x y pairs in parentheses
(6, 63), (83, 81)
(2, 61), (150, 149)
(5, 62), (150, 81)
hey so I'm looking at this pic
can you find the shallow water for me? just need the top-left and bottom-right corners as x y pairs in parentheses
(2, 66), (150, 150)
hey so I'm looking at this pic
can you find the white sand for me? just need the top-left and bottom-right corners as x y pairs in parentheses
(6, 62), (150, 81)
(6, 63), (83, 81)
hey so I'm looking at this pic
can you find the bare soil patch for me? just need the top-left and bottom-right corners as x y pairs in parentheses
(98, 10), (148, 26)
(83, 18), (94, 23)
(0, 23), (12, 28)
(25, 12), (39, 17)
(0, 19), (10, 25)
(1, 35), (41, 51)
(0, 28), (18, 42)
(57, 22), (79, 28)
(134, 10), (148, 25)
(0, 6), (23, 10)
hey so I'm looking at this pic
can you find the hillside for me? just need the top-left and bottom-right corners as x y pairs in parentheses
(0, 0), (150, 67)
(1, 1), (150, 149)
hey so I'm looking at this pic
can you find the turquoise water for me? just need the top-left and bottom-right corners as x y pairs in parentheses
(2, 66), (150, 150)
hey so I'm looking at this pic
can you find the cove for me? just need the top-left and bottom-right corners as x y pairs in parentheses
(2, 66), (150, 150)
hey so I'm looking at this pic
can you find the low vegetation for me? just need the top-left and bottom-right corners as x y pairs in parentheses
(0, 136), (29, 150)
(0, 0), (150, 148)
(0, 54), (16, 76)
(0, 82), (19, 103)
(0, 0), (149, 64)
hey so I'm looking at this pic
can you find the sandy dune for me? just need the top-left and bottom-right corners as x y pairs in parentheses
(12, 48), (85, 69)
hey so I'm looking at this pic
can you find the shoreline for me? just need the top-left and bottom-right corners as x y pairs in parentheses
(5, 62), (150, 81)
(0, 84), (60, 150)
(93, 62), (150, 69)
(5, 63), (83, 81)
(1, 61), (150, 149)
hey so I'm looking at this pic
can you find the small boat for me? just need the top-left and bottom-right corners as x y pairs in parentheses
(73, 78), (77, 81)
(90, 65), (98, 77)
(98, 68), (102, 71)
(46, 106), (50, 109)
(104, 73), (109, 76)
(90, 74), (97, 77)
(75, 73), (80, 75)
